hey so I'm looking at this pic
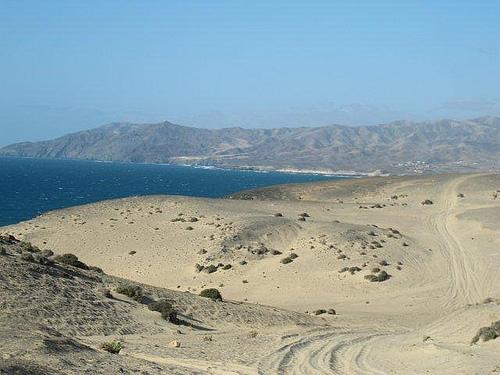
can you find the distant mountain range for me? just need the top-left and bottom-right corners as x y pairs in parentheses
(1, 117), (499, 175)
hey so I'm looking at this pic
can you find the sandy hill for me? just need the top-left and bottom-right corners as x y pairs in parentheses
(0, 236), (321, 374)
(2, 173), (500, 373)
(1, 117), (500, 174)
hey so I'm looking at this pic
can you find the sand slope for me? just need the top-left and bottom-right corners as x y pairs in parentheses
(2, 173), (500, 374)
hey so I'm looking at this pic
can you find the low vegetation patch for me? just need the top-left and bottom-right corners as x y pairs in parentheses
(364, 274), (378, 282)
(21, 242), (40, 253)
(101, 340), (123, 354)
(116, 284), (144, 302)
(471, 321), (500, 344)
(348, 266), (361, 274)
(203, 264), (218, 274)
(377, 270), (391, 281)
(247, 330), (258, 338)
(54, 253), (89, 270)
(148, 300), (178, 323)
(199, 288), (223, 301)
(421, 199), (434, 205)
(365, 270), (391, 282)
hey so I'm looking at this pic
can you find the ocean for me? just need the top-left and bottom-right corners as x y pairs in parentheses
(0, 157), (345, 227)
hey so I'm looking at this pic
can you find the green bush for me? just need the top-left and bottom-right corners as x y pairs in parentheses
(364, 274), (378, 282)
(314, 309), (327, 315)
(349, 266), (361, 274)
(116, 284), (143, 302)
(54, 253), (89, 270)
(377, 271), (390, 281)
(101, 340), (123, 354)
(148, 300), (178, 323)
(365, 271), (391, 282)
(203, 264), (217, 273)
(199, 288), (223, 301)
(280, 256), (293, 264)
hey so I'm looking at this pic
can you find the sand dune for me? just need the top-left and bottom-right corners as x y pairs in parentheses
(2, 173), (500, 374)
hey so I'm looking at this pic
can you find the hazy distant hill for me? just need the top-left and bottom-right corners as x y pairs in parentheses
(1, 117), (499, 174)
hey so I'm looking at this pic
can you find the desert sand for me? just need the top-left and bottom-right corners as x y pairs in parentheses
(1, 173), (500, 374)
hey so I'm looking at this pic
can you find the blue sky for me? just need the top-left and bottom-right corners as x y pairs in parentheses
(1, 1), (500, 145)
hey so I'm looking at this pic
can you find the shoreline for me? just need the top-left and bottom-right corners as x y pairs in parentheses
(0, 156), (352, 228)
(0, 155), (373, 177)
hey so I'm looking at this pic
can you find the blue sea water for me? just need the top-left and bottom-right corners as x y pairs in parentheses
(0, 157), (345, 227)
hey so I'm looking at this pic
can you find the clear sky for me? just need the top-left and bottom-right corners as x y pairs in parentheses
(1, 1), (500, 145)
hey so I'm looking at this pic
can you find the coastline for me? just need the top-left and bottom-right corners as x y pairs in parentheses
(0, 156), (345, 227)
(0, 155), (374, 177)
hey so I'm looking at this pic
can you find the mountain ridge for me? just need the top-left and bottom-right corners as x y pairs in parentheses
(1, 116), (499, 174)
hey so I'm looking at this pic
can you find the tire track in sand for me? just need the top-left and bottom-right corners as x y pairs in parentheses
(257, 175), (487, 374)
(429, 174), (483, 308)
